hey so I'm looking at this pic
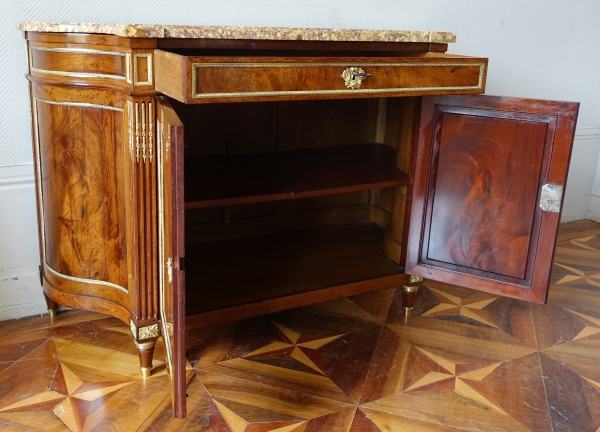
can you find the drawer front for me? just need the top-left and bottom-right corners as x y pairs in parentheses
(154, 51), (487, 103)
(28, 43), (155, 89)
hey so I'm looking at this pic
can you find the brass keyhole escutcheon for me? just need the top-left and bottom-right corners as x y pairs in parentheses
(340, 67), (371, 89)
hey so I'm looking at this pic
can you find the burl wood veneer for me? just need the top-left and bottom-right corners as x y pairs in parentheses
(19, 21), (577, 418)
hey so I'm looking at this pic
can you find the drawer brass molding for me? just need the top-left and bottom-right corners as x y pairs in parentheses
(539, 184), (563, 213)
(191, 62), (485, 99)
(133, 53), (153, 86)
(29, 45), (128, 81)
(32, 97), (128, 295)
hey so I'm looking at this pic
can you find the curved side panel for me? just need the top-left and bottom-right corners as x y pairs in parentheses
(43, 276), (131, 324)
(32, 85), (132, 312)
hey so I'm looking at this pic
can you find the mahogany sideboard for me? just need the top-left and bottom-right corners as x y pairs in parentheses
(18, 21), (578, 418)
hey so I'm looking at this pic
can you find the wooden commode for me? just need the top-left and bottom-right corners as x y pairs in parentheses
(18, 21), (578, 417)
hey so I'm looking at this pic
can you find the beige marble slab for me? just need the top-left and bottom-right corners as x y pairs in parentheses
(17, 21), (456, 43)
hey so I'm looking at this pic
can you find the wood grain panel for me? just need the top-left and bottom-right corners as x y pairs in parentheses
(426, 111), (548, 278)
(36, 99), (128, 288)
(406, 95), (579, 303)
(30, 47), (126, 78)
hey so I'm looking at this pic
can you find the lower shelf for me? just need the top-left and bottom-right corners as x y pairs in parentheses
(185, 221), (404, 320)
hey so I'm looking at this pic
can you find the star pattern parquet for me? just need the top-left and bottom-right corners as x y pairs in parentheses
(1, 220), (600, 431)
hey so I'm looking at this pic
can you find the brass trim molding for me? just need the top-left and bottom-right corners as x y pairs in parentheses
(33, 97), (128, 295)
(30, 45), (127, 56)
(45, 264), (129, 294)
(157, 114), (174, 375)
(133, 53), (153, 86)
(29, 46), (127, 82)
(191, 62), (485, 99)
(34, 97), (123, 112)
(125, 53), (132, 84)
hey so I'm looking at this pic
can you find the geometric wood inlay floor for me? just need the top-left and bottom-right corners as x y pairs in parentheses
(1, 220), (600, 431)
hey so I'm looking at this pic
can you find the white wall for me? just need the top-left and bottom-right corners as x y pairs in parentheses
(1, 0), (599, 319)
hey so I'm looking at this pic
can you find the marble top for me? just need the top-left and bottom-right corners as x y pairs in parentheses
(17, 21), (456, 43)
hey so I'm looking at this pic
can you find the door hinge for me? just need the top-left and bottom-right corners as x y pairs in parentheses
(539, 184), (563, 213)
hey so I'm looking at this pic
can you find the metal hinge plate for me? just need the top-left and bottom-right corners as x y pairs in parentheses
(539, 184), (563, 213)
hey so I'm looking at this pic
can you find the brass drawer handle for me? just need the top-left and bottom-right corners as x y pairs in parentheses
(341, 67), (372, 89)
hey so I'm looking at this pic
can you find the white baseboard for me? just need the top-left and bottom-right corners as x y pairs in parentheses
(0, 301), (50, 321)
(0, 273), (48, 321)
(589, 195), (600, 221)
(561, 210), (591, 223)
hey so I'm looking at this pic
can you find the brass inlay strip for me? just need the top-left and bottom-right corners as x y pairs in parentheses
(135, 102), (140, 163)
(30, 46), (127, 56)
(157, 112), (174, 375)
(127, 100), (134, 161)
(192, 62), (485, 99)
(33, 97), (128, 295)
(45, 264), (129, 294)
(29, 46), (127, 81)
(33, 98), (123, 112)
(142, 102), (147, 163)
(133, 53), (153, 86)
(148, 102), (154, 163)
(126, 53), (132, 84)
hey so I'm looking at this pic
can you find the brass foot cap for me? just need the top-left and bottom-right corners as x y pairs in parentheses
(403, 306), (413, 317)
(401, 285), (419, 294)
(48, 308), (57, 318)
(140, 366), (152, 379)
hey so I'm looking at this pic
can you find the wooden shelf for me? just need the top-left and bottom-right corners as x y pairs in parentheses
(185, 144), (409, 209)
(185, 221), (404, 317)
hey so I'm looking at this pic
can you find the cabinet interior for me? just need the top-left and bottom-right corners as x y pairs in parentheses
(170, 96), (415, 316)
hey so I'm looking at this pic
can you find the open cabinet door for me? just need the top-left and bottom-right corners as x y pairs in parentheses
(406, 95), (578, 304)
(156, 97), (186, 417)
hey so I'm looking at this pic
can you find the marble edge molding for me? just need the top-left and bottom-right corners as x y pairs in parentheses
(16, 21), (456, 43)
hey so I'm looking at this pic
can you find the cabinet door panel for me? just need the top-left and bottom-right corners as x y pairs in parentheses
(156, 98), (186, 417)
(406, 95), (578, 303)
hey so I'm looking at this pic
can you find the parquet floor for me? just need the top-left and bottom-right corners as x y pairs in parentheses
(1, 220), (600, 431)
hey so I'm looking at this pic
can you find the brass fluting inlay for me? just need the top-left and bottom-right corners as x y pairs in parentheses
(135, 102), (140, 163)
(127, 100), (134, 161)
(142, 102), (147, 163)
(148, 102), (154, 163)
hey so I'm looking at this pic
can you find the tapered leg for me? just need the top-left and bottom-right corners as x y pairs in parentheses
(134, 340), (156, 378)
(44, 293), (58, 318)
(402, 276), (424, 317)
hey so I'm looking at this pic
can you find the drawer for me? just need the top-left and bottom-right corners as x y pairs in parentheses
(154, 50), (487, 103)
(28, 43), (155, 89)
